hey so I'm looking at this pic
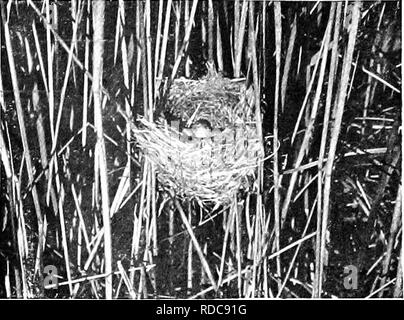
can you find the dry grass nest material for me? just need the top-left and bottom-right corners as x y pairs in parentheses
(132, 73), (265, 206)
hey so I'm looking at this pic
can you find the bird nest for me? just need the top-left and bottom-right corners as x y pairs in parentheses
(132, 73), (264, 206)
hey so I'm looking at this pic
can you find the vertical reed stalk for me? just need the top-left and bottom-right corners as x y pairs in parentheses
(320, 1), (361, 296)
(378, 184), (402, 297)
(187, 202), (193, 294)
(216, 14), (223, 72)
(92, 0), (112, 299)
(82, 0), (91, 147)
(393, 246), (403, 298)
(314, 2), (341, 297)
(154, 0), (164, 95)
(184, 0), (191, 77)
(156, 0), (172, 92)
(170, 0), (198, 81)
(233, 0), (247, 78)
(207, 0), (214, 62)
(280, 15), (297, 113)
(273, 1), (282, 292)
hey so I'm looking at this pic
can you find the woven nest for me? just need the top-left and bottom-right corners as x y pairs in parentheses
(132, 72), (264, 206)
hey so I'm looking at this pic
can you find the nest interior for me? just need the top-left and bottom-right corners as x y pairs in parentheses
(133, 72), (264, 206)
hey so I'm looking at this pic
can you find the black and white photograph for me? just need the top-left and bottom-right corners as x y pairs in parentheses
(0, 0), (402, 303)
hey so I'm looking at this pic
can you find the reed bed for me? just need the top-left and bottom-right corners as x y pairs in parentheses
(0, 0), (401, 299)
